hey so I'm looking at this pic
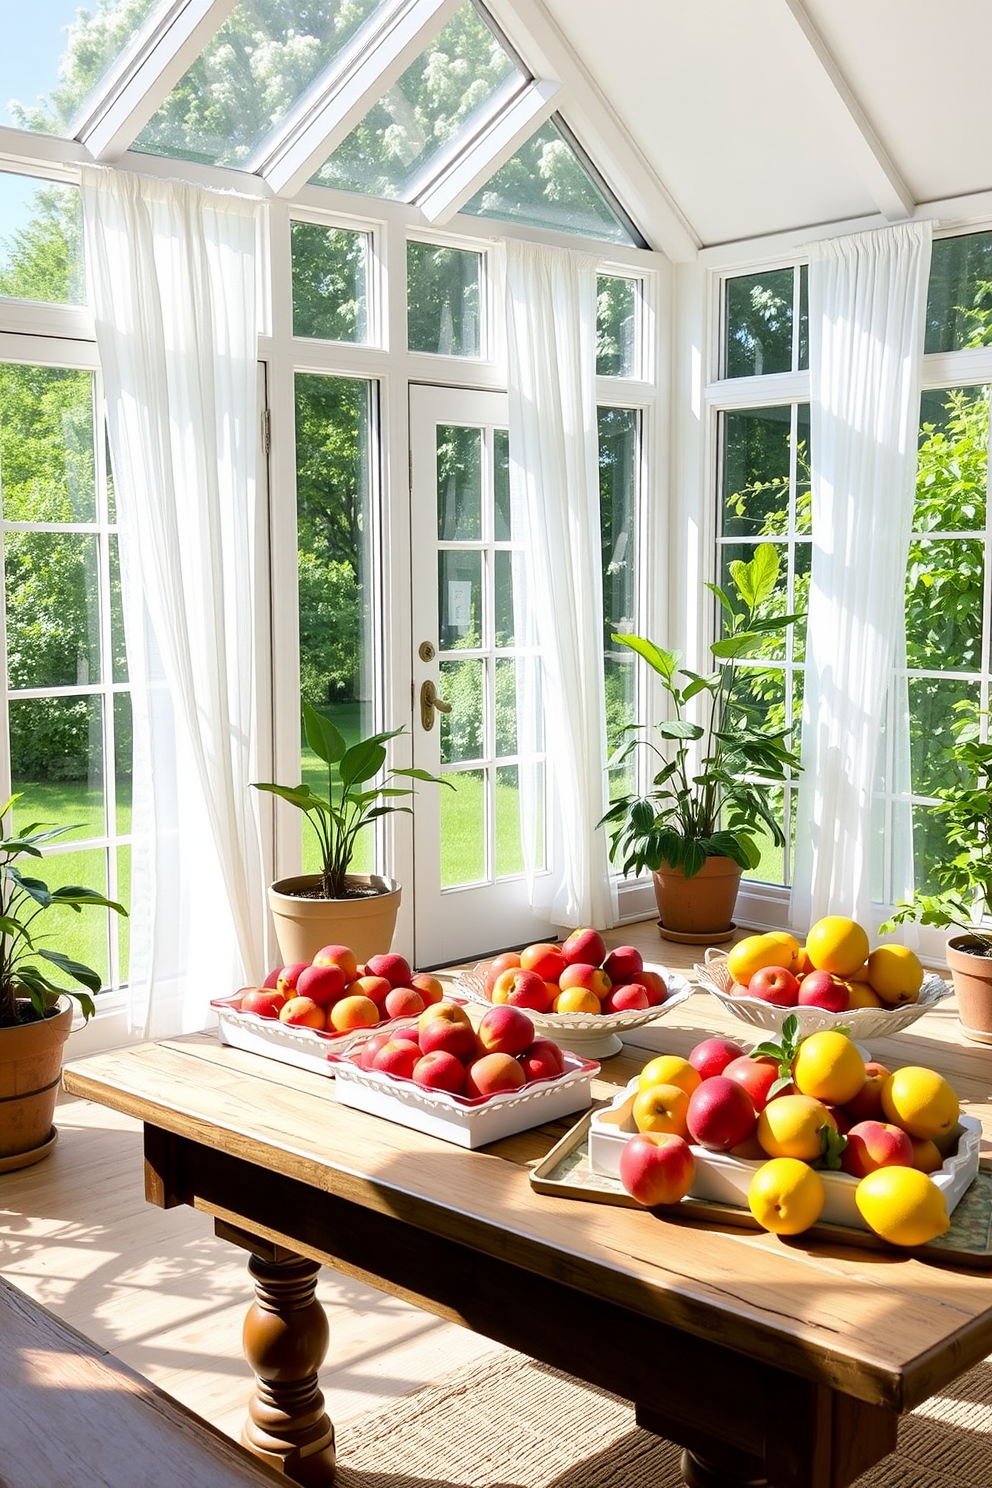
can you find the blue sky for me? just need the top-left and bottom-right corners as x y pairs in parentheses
(2, 1), (80, 125)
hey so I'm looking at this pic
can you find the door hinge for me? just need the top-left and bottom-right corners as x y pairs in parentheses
(261, 408), (271, 456)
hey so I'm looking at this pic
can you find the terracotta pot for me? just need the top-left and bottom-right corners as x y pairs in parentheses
(268, 874), (401, 967)
(652, 856), (742, 940)
(0, 999), (72, 1169)
(946, 934), (992, 1044)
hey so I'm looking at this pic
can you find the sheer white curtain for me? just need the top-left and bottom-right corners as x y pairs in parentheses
(504, 239), (616, 930)
(81, 168), (268, 1035)
(792, 220), (931, 933)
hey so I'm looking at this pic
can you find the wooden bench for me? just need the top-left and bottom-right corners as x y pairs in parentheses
(0, 1273), (287, 1488)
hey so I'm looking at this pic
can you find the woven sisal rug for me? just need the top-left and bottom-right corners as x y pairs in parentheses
(335, 1345), (992, 1488)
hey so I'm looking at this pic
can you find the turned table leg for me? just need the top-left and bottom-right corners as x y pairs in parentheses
(240, 1249), (336, 1486)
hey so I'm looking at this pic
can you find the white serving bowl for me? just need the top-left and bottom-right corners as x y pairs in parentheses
(456, 961), (694, 1059)
(695, 948), (953, 1042)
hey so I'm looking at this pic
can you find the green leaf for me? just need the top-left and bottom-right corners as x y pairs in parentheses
(39, 949), (103, 994)
(611, 633), (680, 683)
(302, 699), (346, 765)
(730, 542), (779, 609)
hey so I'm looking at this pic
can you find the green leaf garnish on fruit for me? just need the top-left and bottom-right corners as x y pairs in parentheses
(815, 1124), (848, 1171)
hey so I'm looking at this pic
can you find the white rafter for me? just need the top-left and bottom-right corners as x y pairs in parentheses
(75, 0), (238, 163)
(782, 0), (915, 222)
(410, 76), (559, 224)
(253, 0), (464, 199)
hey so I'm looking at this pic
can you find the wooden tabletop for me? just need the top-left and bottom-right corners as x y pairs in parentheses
(62, 965), (992, 1423)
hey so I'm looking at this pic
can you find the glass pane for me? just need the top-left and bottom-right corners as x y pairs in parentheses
(916, 386), (988, 532)
(439, 656), (482, 764)
(408, 243), (480, 356)
(12, 841), (112, 987)
(133, 0), (383, 167)
(441, 769), (485, 887)
(0, 364), (95, 520)
(10, 694), (104, 804)
(437, 424), (481, 538)
(725, 268), (795, 378)
(721, 407), (793, 538)
(5, 533), (101, 687)
(494, 656), (516, 755)
(292, 224), (369, 343)
(925, 232), (992, 353)
(798, 264), (809, 371)
(114, 692), (132, 838)
(0, 175), (83, 304)
(295, 373), (374, 869)
(3, 0), (161, 135)
(908, 678), (980, 798)
(462, 117), (638, 246)
(913, 801), (958, 897)
(792, 540), (811, 661)
(117, 844), (131, 986)
(906, 537), (985, 671)
(494, 550), (514, 646)
(312, 1), (519, 199)
(494, 764), (524, 876)
(493, 428), (510, 541)
(110, 534), (127, 682)
(741, 785), (786, 886)
(599, 406), (637, 783)
(719, 543), (790, 661)
(438, 550), (481, 650)
(597, 277), (637, 377)
(795, 405), (812, 535)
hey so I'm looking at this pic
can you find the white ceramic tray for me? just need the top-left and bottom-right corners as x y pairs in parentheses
(587, 1078), (981, 1231)
(456, 962), (694, 1059)
(695, 949), (953, 1042)
(327, 1046), (600, 1149)
(212, 992), (435, 1078)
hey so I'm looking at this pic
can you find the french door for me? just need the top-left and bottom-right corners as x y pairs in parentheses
(409, 385), (555, 966)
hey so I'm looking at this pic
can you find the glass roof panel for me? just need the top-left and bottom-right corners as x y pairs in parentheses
(5, 0), (163, 136)
(131, 0), (385, 168)
(311, 0), (521, 200)
(461, 117), (639, 246)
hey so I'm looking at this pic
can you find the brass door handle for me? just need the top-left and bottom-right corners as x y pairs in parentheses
(420, 679), (452, 731)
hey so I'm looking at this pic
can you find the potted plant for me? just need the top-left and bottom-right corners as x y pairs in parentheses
(252, 702), (449, 966)
(599, 544), (801, 941)
(882, 705), (992, 1041)
(0, 794), (127, 1170)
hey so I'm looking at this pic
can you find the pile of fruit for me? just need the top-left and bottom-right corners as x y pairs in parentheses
(237, 944), (447, 1035)
(724, 916), (925, 1013)
(480, 928), (668, 1016)
(350, 1003), (569, 1100)
(618, 1022), (961, 1247)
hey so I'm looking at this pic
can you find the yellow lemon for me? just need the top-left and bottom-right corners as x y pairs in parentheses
(748, 1157), (825, 1236)
(637, 1054), (702, 1099)
(804, 915), (870, 977)
(792, 1030), (866, 1106)
(846, 982), (884, 1010)
(866, 944), (924, 1006)
(757, 1094), (836, 1161)
(881, 1066), (960, 1140)
(726, 933), (795, 986)
(632, 1083), (691, 1138)
(765, 931), (802, 971)
(854, 1167), (950, 1246)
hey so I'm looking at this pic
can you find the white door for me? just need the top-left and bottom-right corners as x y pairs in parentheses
(410, 385), (556, 967)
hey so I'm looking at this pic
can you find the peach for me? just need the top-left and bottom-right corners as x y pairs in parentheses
(328, 994), (380, 1033)
(276, 961), (309, 997)
(484, 951), (521, 995)
(278, 995), (325, 1029)
(518, 1039), (565, 1083)
(602, 945), (644, 982)
(842, 1061), (892, 1123)
(602, 982), (650, 1013)
(371, 1038), (422, 1079)
(475, 1004), (535, 1057)
(296, 962), (348, 1007)
(558, 962), (611, 999)
(520, 942), (569, 981)
(686, 1076), (757, 1151)
(346, 974), (392, 1008)
(632, 1083), (691, 1139)
(240, 987), (287, 1019)
(561, 926), (607, 966)
(358, 1030), (403, 1070)
(909, 1136), (944, 1174)
(722, 1054), (784, 1113)
(418, 1003), (477, 1060)
(688, 1036), (746, 1079)
(553, 986), (601, 1014)
(262, 966), (282, 988)
(365, 952), (413, 989)
(410, 972), (445, 1006)
(632, 969), (668, 1005)
(412, 1050), (466, 1095)
(312, 944), (360, 982)
(619, 1132), (695, 1207)
(463, 1052), (527, 1099)
(491, 966), (554, 1012)
(383, 986), (425, 1020)
(840, 1120), (914, 1178)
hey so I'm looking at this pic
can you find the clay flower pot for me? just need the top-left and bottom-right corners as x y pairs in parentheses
(267, 874), (401, 967)
(946, 934), (992, 1044)
(652, 856), (743, 942)
(0, 999), (73, 1170)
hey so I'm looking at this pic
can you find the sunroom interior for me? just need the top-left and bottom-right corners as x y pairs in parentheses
(1, 0), (991, 1054)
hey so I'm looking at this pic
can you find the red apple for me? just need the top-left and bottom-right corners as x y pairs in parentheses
(383, 986), (425, 1020)
(602, 983), (650, 1013)
(518, 1039), (565, 1083)
(412, 1050), (466, 1095)
(842, 1061), (892, 1123)
(484, 951), (521, 995)
(519, 942), (569, 981)
(722, 1054), (784, 1113)
(278, 995), (325, 1029)
(475, 1005), (535, 1057)
(312, 944), (360, 982)
(262, 967), (282, 989)
(561, 927), (607, 967)
(688, 1036), (746, 1080)
(602, 945), (644, 982)
(371, 1038), (422, 1079)
(685, 1076), (757, 1151)
(276, 961), (309, 997)
(840, 1120), (914, 1178)
(239, 987), (287, 1019)
(797, 969), (850, 1013)
(619, 1133), (696, 1207)
(463, 1052), (527, 1098)
(631, 969), (668, 1006)
(491, 966), (554, 1012)
(296, 962), (348, 1007)
(747, 965), (800, 1006)
(364, 952), (414, 989)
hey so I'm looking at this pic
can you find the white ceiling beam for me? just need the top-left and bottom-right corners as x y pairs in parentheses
(782, 0), (915, 222)
(76, 0), (238, 163)
(411, 76), (559, 224)
(254, 0), (463, 199)
(481, 0), (699, 260)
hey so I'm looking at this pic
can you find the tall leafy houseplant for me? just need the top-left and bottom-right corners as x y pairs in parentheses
(600, 544), (801, 927)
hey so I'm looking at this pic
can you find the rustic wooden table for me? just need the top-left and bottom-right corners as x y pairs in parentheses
(62, 949), (992, 1488)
